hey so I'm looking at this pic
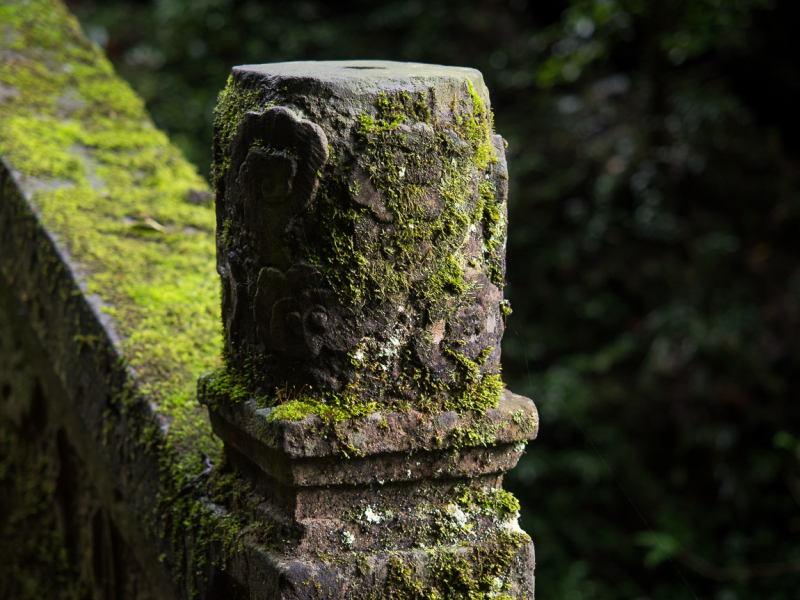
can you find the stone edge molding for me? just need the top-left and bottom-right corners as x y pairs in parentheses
(0, 109), (176, 597)
(201, 386), (538, 487)
(204, 387), (538, 460)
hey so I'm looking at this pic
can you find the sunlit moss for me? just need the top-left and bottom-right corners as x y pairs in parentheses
(0, 0), (220, 462)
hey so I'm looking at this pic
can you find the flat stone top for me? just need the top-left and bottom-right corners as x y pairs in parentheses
(232, 60), (490, 106)
(235, 60), (482, 81)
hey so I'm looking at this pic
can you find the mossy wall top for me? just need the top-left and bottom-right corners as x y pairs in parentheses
(212, 61), (510, 416)
(0, 0), (221, 458)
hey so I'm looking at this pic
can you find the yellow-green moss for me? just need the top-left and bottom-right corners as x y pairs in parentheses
(0, 0), (221, 460)
(457, 486), (521, 519)
(268, 393), (380, 425)
(212, 77), (273, 186)
(314, 85), (499, 312)
(380, 531), (529, 600)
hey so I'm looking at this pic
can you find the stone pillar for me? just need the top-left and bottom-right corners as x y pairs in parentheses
(200, 61), (537, 599)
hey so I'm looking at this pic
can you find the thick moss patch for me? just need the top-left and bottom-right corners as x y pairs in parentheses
(0, 0), (221, 459)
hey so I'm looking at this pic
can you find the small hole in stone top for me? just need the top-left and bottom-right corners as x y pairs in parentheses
(344, 66), (386, 70)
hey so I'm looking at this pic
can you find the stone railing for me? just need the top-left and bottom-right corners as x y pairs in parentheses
(0, 2), (538, 599)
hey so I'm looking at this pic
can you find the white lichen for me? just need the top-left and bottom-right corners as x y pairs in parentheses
(503, 513), (525, 535)
(377, 335), (402, 360)
(486, 576), (505, 598)
(364, 506), (383, 524)
(444, 503), (468, 527)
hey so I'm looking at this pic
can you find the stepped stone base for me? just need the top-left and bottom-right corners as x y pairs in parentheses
(198, 381), (538, 599)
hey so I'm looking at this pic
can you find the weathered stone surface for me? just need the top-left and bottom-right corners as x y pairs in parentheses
(214, 60), (510, 410)
(1, 3), (227, 598)
(0, 274), (159, 599)
(208, 541), (535, 600)
(201, 378), (538, 486)
(2, 13), (538, 594)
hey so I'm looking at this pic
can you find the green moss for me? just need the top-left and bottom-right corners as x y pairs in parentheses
(0, 3), (241, 593)
(314, 86), (498, 311)
(0, 0), (221, 460)
(382, 557), (427, 599)
(202, 364), (258, 406)
(427, 538), (526, 600)
(510, 409), (538, 434)
(0, 7), (526, 599)
(225, 344), (503, 426)
(211, 77), (273, 185)
(208, 69), (509, 425)
(269, 388), (378, 423)
(338, 477), (525, 556)
(378, 532), (530, 600)
(203, 360), (383, 451)
(159, 467), (280, 593)
(219, 217), (233, 250)
(254, 364), (500, 425)
(456, 487), (521, 520)
(449, 419), (501, 449)
(438, 348), (504, 415)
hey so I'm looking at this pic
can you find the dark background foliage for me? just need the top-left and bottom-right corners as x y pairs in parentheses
(66, 0), (800, 597)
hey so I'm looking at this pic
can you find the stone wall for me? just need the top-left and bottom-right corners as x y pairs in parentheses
(0, 264), (156, 599)
(1, 1), (222, 597)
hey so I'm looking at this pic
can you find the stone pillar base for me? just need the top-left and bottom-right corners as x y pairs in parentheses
(199, 377), (538, 598)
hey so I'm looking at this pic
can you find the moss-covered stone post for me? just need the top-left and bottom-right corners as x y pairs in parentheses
(200, 60), (538, 599)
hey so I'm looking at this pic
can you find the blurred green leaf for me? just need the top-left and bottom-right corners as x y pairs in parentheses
(635, 531), (683, 568)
